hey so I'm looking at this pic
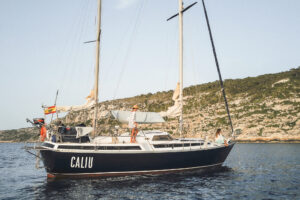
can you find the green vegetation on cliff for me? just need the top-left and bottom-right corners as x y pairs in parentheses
(62, 67), (300, 139)
(110, 66), (300, 113)
(1, 67), (299, 142)
(0, 128), (39, 142)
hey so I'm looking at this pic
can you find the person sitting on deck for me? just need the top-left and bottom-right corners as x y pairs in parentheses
(215, 128), (228, 146)
(128, 105), (139, 143)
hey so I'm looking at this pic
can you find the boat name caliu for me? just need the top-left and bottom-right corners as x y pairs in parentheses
(70, 156), (94, 168)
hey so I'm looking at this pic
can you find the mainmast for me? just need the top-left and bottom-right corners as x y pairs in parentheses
(178, 0), (184, 137)
(93, 0), (102, 137)
(167, 1), (197, 138)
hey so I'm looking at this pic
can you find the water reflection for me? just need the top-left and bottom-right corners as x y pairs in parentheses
(34, 166), (235, 200)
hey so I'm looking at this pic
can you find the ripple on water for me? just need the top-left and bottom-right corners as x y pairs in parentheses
(0, 143), (299, 200)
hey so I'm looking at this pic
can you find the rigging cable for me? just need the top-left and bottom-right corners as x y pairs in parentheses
(69, 0), (94, 89)
(113, 0), (148, 100)
(102, 1), (143, 100)
(201, 0), (234, 137)
(53, 0), (86, 90)
(163, 18), (177, 91)
(58, 0), (91, 91)
(58, 0), (96, 108)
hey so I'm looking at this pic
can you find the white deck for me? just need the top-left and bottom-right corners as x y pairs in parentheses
(42, 130), (225, 153)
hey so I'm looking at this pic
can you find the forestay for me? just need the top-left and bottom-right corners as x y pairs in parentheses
(111, 110), (165, 124)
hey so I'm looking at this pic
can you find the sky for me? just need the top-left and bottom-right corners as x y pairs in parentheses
(0, 0), (300, 130)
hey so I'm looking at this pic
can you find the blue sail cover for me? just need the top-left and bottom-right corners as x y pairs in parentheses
(111, 110), (165, 124)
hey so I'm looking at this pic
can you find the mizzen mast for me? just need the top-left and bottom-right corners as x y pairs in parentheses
(93, 0), (102, 137)
(178, 0), (184, 138)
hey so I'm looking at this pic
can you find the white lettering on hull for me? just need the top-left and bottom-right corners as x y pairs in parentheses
(70, 156), (94, 168)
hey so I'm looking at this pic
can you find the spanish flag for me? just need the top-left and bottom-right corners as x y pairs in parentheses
(44, 106), (56, 115)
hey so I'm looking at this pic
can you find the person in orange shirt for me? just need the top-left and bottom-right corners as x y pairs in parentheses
(40, 125), (47, 142)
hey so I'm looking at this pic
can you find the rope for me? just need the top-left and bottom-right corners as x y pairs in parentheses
(25, 149), (42, 159)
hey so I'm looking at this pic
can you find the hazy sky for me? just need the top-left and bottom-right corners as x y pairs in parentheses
(0, 0), (300, 130)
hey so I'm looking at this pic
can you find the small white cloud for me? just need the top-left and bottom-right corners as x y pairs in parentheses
(116, 0), (139, 10)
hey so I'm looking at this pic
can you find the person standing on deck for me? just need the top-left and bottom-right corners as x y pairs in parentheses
(128, 105), (139, 143)
(40, 124), (47, 142)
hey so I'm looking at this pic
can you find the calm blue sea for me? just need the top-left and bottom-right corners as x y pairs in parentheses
(0, 143), (299, 200)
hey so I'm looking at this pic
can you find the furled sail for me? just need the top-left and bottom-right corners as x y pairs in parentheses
(75, 127), (93, 138)
(160, 82), (181, 117)
(111, 110), (165, 124)
(56, 90), (96, 113)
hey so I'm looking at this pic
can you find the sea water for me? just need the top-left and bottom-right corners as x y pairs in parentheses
(0, 143), (299, 200)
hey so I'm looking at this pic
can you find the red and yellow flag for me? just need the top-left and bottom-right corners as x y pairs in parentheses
(44, 106), (56, 115)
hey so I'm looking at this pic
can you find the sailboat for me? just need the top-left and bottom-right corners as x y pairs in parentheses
(26, 0), (235, 178)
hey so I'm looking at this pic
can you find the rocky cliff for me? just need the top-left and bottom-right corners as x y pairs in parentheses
(0, 127), (39, 143)
(1, 67), (299, 142)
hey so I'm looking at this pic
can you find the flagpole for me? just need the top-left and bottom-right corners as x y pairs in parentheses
(50, 90), (59, 123)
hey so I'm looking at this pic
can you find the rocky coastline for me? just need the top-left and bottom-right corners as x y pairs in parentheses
(1, 67), (299, 143)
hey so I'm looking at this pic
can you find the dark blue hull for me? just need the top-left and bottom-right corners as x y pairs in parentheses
(40, 143), (234, 178)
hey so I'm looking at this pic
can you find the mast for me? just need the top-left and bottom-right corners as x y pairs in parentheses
(93, 0), (102, 137)
(178, 0), (183, 138)
(167, 1), (197, 138)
